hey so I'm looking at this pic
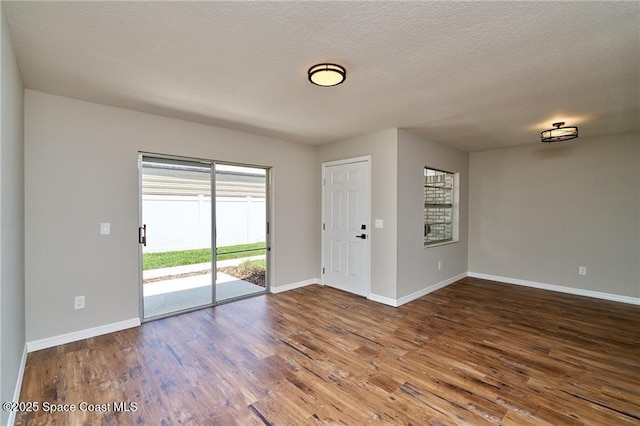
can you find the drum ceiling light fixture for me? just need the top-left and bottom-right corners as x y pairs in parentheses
(308, 63), (346, 87)
(541, 122), (578, 143)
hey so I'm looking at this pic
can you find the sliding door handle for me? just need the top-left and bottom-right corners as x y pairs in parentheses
(138, 224), (147, 246)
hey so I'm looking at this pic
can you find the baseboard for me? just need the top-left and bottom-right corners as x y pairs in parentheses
(368, 293), (398, 307)
(369, 273), (466, 307)
(7, 344), (28, 426)
(270, 278), (320, 294)
(468, 272), (640, 306)
(397, 273), (467, 306)
(26, 318), (141, 353)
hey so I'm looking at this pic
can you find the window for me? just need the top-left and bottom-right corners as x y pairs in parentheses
(424, 167), (457, 247)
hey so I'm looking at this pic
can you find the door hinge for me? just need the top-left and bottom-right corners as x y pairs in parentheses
(322, 267), (325, 275)
(322, 223), (325, 230)
(323, 178), (326, 186)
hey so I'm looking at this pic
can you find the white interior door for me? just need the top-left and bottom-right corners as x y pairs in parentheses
(322, 159), (370, 297)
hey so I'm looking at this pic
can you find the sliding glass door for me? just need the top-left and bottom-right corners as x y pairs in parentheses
(139, 155), (269, 320)
(214, 164), (268, 303)
(140, 157), (214, 319)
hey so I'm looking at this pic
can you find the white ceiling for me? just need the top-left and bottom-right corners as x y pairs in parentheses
(3, 1), (639, 151)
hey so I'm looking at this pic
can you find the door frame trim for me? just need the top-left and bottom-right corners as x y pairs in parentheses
(321, 155), (372, 298)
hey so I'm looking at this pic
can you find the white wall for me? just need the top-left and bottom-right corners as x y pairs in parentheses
(318, 129), (399, 299)
(469, 133), (640, 298)
(396, 130), (469, 299)
(1, 5), (26, 425)
(25, 90), (319, 342)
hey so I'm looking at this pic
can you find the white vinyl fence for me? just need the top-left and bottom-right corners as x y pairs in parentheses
(142, 195), (265, 253)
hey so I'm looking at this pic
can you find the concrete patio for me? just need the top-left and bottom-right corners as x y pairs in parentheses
(143, 256), (266, 318)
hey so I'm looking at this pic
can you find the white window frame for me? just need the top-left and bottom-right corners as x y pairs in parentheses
(424, 167), (459, 248)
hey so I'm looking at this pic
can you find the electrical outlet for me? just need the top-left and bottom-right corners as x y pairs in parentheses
(578, 266), (587, 276)
(74, 296), (85, 310)
(438, 261), (442, 270)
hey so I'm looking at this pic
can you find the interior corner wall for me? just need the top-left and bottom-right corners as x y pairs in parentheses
(318, 128), (399, 300)
(469, 132), (640, 298)
(396, 130), (469, 299)
(24, 90), (319, 342)
(1, 4), (26, 424)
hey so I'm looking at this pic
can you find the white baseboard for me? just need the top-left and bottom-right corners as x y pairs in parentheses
(397, 273), (467, 306)
(26, 318), (141, 353)
(368, 293), (398, 307)
(369, 273), (466, 307)
(7, 344), (28, 426)
(270, 278), (320, 294)
(468, 272), (640, 306)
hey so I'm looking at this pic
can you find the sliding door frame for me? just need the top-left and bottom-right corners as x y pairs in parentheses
(213, 161), (271, 305)
(138, 152), (272, 321)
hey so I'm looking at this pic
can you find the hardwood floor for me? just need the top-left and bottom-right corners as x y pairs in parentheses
(16, 278), (640, 425)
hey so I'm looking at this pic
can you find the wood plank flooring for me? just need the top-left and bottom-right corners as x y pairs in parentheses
(16, 278), (640, 425)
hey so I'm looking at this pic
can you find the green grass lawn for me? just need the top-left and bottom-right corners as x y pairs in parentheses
(143, 242), (266, 270)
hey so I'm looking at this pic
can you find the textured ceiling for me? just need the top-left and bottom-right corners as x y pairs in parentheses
(3, 1), (639, 151)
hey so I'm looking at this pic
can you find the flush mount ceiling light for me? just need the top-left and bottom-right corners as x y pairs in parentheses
(308, 63), (346, 87)
(541, 122), (578, 143)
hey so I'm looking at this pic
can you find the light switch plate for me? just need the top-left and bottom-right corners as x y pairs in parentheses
(100, 222), (110, 235)
(374, 219), (383, 229)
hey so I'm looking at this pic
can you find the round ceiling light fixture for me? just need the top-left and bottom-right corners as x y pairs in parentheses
(541, 122), (578, 143)
(308, 63), (346, 87)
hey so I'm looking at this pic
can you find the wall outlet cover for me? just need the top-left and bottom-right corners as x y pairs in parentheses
(74, 296), (85, 309)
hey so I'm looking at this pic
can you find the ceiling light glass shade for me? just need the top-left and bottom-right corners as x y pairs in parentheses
(308, 63), (346, 87)
(541, 122), (578, 143)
